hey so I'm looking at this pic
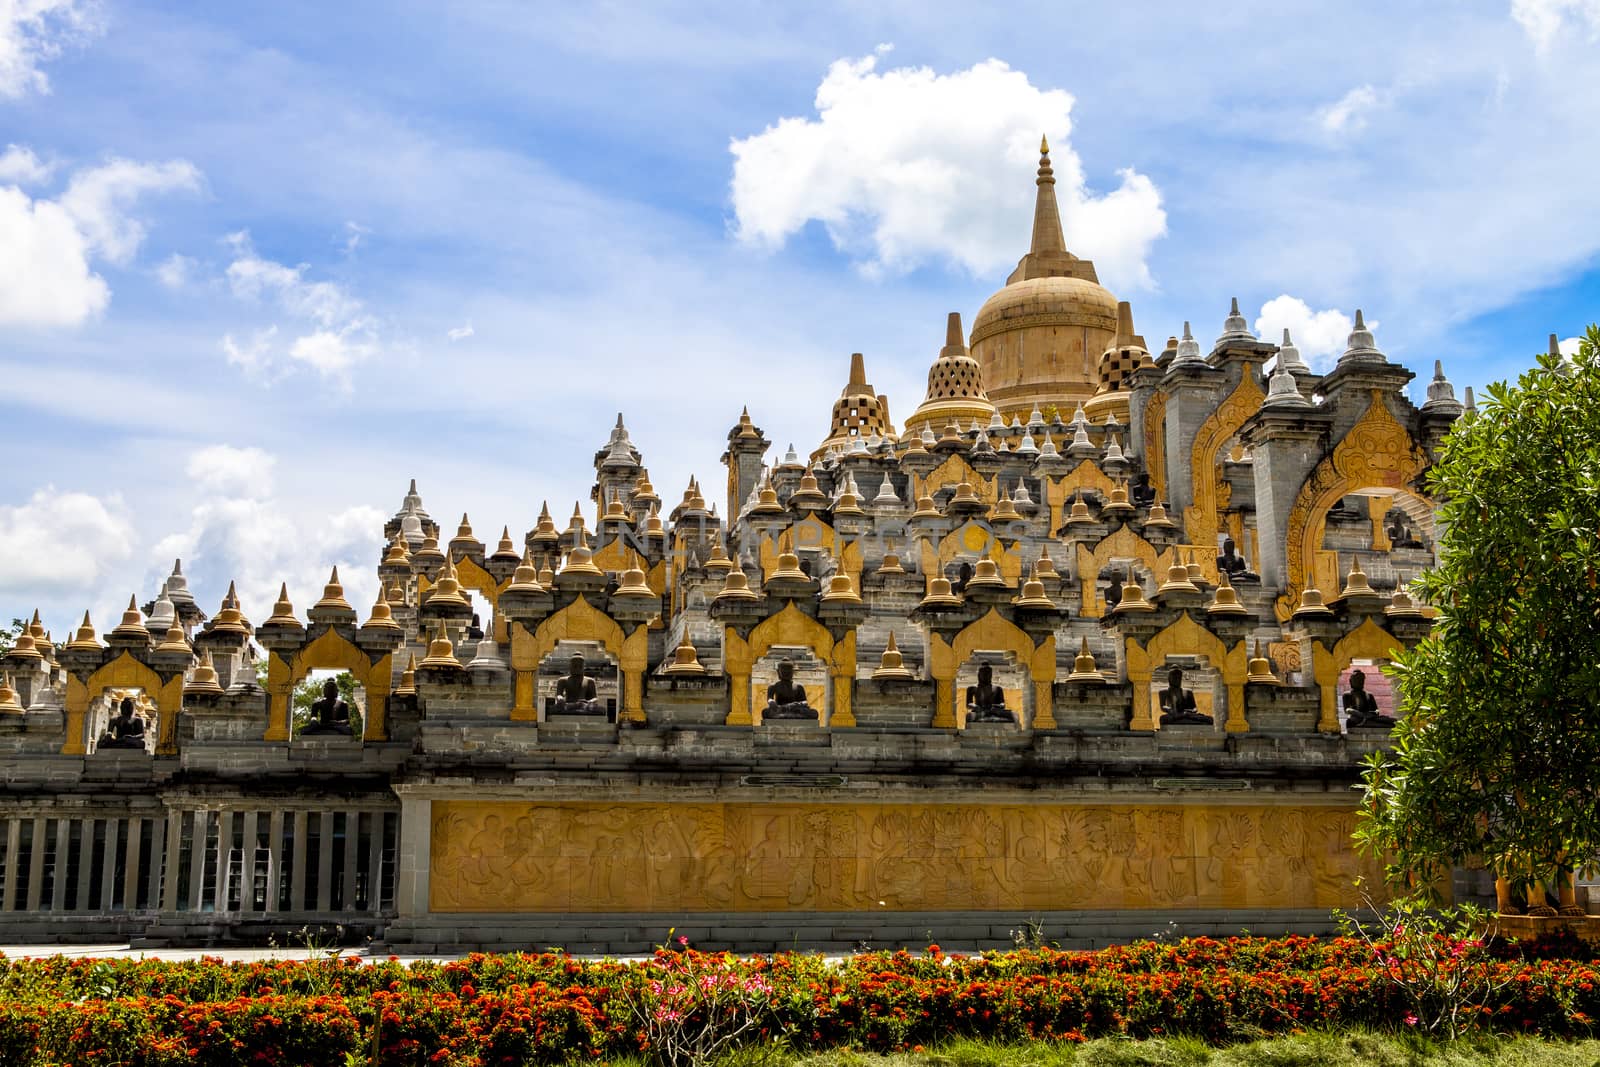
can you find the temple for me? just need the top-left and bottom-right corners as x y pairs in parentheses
(0, 139), (1471, 951)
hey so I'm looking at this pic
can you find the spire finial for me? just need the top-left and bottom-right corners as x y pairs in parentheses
(848, 351), (867, 389)
(1028, 132), (1066, 255)
(1040, 133), (1049, 155)
(1550, 333), (1562, 357)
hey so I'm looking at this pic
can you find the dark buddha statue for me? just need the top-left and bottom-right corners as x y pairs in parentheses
(1158, 667), (1213, 726)
(764, 660), (816, 720)
(553, 654), (602, 714)
(98, 696), (148, 751)
(302, 677), (353, 735)
(1131, 472), (1157, 508)
(964, 663), (1015, 723)
(1343, 669), (1396, 729)
(1215, 537), (1259, 583)
(1386, 515), (1422, 549)
(467, 612), (484, 641)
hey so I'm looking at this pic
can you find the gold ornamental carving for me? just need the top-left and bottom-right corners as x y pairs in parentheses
(1276, 392), (1428, 620)
(1143, 390), (1168, 500)
(428, 799), (1375, 913)
(1182, 371), (1264, 555)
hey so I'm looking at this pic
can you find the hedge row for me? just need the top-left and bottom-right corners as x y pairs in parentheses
(0, 935), (1594, 1065)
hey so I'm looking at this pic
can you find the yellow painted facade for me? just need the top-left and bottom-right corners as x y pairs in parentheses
(429, 799), (1378, 913)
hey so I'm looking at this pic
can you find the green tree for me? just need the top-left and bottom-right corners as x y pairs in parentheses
(0, 618), (25, 657)
(1355, 325), (1600, 895)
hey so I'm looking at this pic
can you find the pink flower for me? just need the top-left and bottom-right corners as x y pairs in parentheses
(1404, 1013), (1418, 1026)
(677, 936), (689, 946)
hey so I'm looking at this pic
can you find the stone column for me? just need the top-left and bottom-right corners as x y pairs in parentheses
(1241, 408), (1333, 588)
(1030, 636), (1057, 730)
(1160, 365), (1224, 523)
(394, 792), (432, 919)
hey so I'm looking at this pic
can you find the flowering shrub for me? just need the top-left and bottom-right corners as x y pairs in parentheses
(622, 936), (778, 1067)
(0, 934), (1597, 1063)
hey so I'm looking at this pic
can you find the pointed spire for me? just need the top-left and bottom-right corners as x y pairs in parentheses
(848, 351), (868, 389)
(943, 311), (965, 355)
(1277, 328), (1310, 374)
(1029, 133), (1066, 255)
(1218, 296), (1254, 343)
(1422, 359), (1463, 415)
(1340, 309), (1386, 364)
(1174, 321), (1203, 365)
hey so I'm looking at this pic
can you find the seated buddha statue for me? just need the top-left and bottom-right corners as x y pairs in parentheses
(763, 660), (817, 720)
(1158, 667), (1214, 726)
(301, 678), (353, 735)
(1343, 670), (1396, 729)
(98, 697), (148, 751)
(1131, 473), (1157, 508)
(964, 663), (1015, 723)
(553, 654), (602, 714)
(1215, 537), (1259, 583)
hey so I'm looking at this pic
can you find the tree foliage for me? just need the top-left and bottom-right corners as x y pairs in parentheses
(1356, 325), (1600, 892)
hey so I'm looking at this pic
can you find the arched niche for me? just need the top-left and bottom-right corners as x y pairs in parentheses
(63, 651), (183, 756)
(757, 517), (861, 586)
(510, 595), (644, 723)
(722, 602), (853, 727)
(1074, 525), (1173, 618)
(920, 521), (1025, 586)
(1126, 613), (1248, 733)
(920, 454), (991, 503)
(1311, 618), (1405, 734)
(453, 555), (507, 611)
(263, 627), (394, 743)
(1043, 459), (1118, 532)
(1276, 391), (1430, 620)
(927, 608), (1056, 730)
(1183, 370), (1264, 555)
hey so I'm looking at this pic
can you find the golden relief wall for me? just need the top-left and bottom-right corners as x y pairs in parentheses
(429, 800), (1375, 914)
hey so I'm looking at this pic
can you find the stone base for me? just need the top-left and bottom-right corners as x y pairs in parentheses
(382, 907), (1344, 955)
(1492, 912), (1600, 942)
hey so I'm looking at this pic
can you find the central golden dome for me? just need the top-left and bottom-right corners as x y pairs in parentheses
(969, 138), (1120, 419)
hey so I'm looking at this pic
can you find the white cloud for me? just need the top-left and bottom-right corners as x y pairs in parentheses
(0, 486), (133, 594)
(152, 466), (385, 626)
(1317, 85), (1385, 136)
(1254, 295), (1370, 371)
(155, 252), (194, 289)
(341, 220), (368, 255)
(0, 153), (199, 327)
(0, 143), (50, 183)
(58, 158), (201, 264)
(186, 444), (275, 496)
(0, 0), (99, 99)
(1512, 0), (1600, 49)
(220, 233), (379, 386)
(1558, 336), (1583, 357)
(447, 322), (474, 342)
(729, 52), (1166, 290)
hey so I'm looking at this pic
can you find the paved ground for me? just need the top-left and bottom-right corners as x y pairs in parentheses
(0, 943), (476, 963)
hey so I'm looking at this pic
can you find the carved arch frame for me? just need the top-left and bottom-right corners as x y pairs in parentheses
(1182, 370), (1264, 555)
(1275, 391), (1430, 620)
(722, 601), (854, 727)
(1311, 617), (1404, 734)
(1125, 613), (1249, 733)
(927, 608), (1057, 730)
(510, 595), (645, 723)
(264, 627), (395, 743)
(63, 651), (184, 756)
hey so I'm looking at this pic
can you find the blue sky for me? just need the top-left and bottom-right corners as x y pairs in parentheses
(1, 0), (1597, 634)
